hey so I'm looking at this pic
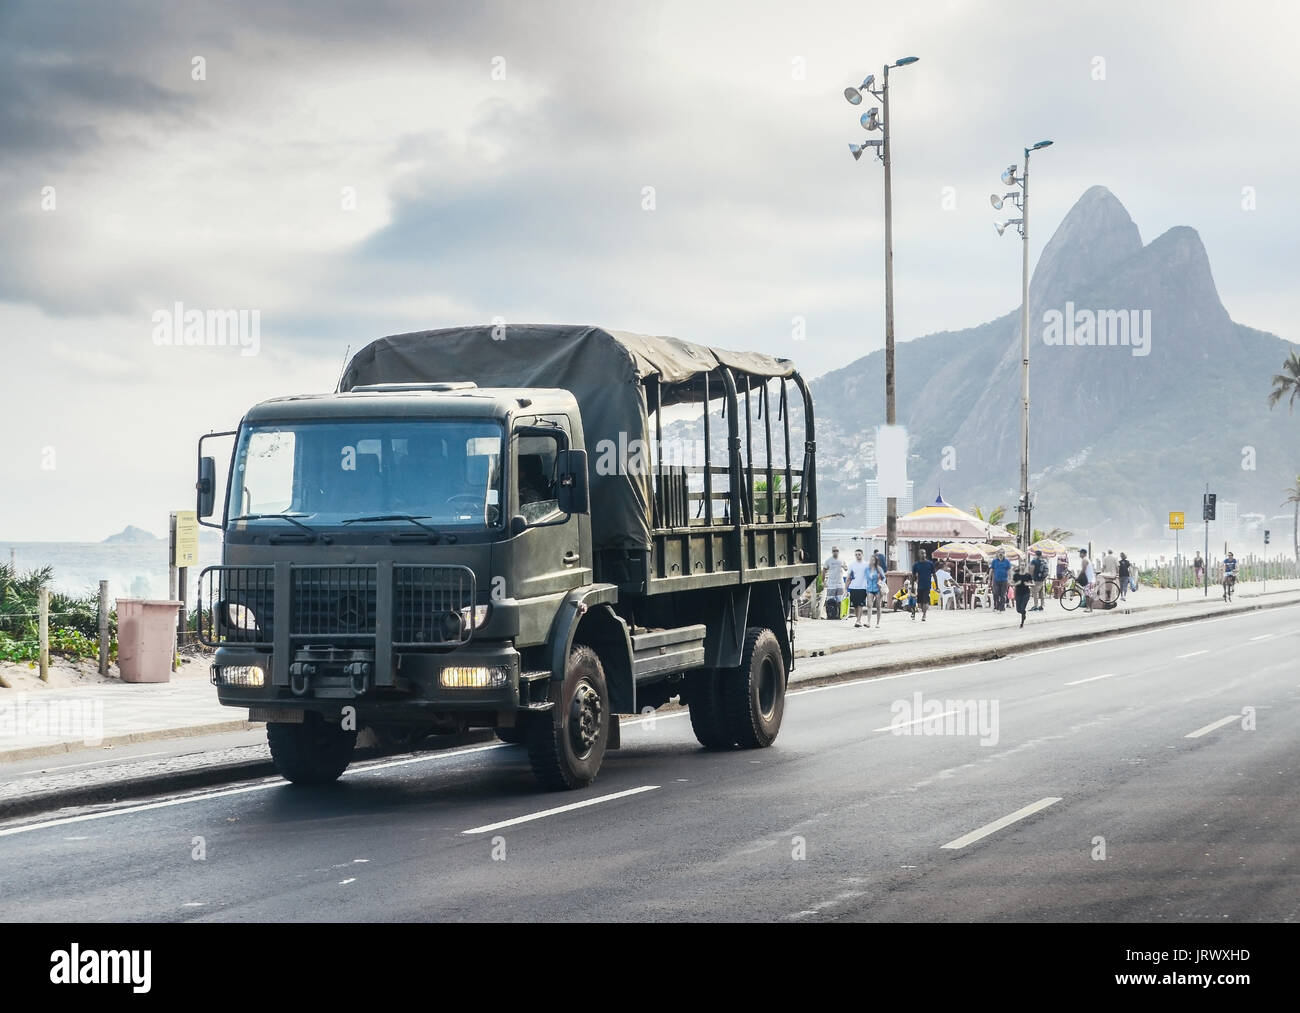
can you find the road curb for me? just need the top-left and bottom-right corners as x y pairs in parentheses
(788, 592), (1299, 688)
(0, 720), (262, 766)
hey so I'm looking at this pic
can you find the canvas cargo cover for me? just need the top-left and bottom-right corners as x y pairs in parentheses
(339, 325), (796, 551)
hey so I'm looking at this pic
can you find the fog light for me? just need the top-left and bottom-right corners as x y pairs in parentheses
(439, 665), (508, 689)
(220, 665), (266, 688)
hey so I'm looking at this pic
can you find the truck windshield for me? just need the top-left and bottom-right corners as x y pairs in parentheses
(227, 420), (504, 530)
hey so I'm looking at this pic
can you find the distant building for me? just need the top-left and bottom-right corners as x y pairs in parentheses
(862, 481), (914, 530)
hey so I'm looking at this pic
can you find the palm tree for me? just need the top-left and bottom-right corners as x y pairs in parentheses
(1267, 350), (1300, 412)
(972, 504), (1008, 526)
(1283, 475), (1300, 565)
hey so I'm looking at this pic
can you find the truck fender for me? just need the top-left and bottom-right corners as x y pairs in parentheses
(547, 585), (635, 714)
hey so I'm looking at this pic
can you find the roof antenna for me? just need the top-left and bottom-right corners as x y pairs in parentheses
(335, 344), (351, 392)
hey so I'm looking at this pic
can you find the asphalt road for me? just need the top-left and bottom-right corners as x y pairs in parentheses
(1, 604), (1296, 922)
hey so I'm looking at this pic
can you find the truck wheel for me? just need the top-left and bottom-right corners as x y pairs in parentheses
(686, 669), (733, 749)
(495, 722), (528, 745)
(721, 628), (786, 749)
(267, 714), (357, 785)
(527, 645), (608, 790)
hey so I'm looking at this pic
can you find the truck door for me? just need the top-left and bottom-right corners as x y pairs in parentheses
(509, 417), (586, 600)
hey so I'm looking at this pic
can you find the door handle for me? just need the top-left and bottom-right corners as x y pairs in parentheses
(563, 551), (580, 566)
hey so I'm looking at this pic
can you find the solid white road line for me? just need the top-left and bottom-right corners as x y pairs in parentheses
(462, 785), (660, 835)
(872, 709), (962, 732)
(0, 740), (515, 839)
(1185, 715), (1240, 739)
(1177, 650), (1210, 659)
(1064, 672), (1118, 686)
(0, 781), (281, 839)
(941, 797), (1062, 850)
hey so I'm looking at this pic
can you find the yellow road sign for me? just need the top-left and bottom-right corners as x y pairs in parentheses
(174, 510), (200, 567)
(1168, 511), (1185, 530)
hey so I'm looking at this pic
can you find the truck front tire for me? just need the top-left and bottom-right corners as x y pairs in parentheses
(687, 669), (733, 749)
(527, 645), (609, 790)
(722, 627), (786, 749)
(267, 714), (357, 785)
(495, 722), (528, 745)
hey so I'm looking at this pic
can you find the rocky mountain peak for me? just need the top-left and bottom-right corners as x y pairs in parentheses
(1030, 185), (1143, 311)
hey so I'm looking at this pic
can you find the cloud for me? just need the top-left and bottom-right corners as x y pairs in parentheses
(1, 0), (1298, 539)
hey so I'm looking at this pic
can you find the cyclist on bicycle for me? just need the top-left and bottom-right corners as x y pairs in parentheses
(1222, 551), (1238, 601)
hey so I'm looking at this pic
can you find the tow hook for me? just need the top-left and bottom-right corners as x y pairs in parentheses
(290, 661), (316, 697)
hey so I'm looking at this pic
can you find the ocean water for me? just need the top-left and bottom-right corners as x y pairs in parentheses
(2, 539), (222, 604)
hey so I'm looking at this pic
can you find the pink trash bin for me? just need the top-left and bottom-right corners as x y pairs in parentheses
(116, 599), (182, 683)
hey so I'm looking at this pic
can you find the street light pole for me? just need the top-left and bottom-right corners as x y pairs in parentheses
(845, 56), (917, 573)
(992, 140), (1052, 556)
(882, 63), (898, 571)
(1017, 146), (1033, 558)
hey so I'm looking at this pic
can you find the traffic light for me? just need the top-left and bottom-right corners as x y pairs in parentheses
(1264, 529), (1270, 545)
(1202, 493), (1216, 521)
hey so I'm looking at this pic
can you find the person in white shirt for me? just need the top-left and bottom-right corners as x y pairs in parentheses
(822, 546), (848, 620)
(846, 548), (874, 627)
(933, 564), (954, 608)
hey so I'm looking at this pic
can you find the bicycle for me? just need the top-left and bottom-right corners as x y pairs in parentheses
(1060, 576), (1120, 611)
(1222, 572), (1236, 603)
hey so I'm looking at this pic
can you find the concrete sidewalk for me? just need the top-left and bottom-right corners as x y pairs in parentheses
(2, 579), (1297, 765)
(791, 578), (1300, 659)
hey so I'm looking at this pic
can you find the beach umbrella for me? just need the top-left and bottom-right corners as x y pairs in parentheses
(933, 542), (983, 562)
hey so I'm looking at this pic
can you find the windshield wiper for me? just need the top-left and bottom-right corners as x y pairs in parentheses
(228, 513), (327, 541)
(341, 514), (445, 538)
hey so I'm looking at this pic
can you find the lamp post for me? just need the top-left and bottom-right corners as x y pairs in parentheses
(845, 55), (918, 571)
(991, 139), (1052, 556)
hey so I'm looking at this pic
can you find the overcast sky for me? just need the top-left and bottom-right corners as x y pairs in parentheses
(2, 0), (1298, 541)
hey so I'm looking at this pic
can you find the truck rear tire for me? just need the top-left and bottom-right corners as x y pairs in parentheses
(527, 645), (609, 790)
(267, 714), (357, 785)
(686, 669), (733, 749)
(721, 627), (786, 749)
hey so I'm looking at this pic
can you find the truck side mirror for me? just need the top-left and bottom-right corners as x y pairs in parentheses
(198, 456), (217, 518)
(556, 449), (589, 515)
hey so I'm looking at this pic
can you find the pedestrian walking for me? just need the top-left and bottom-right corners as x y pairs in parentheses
(1102, 549), (1119, 583)
(822, 546), (847, 620)
(1117, 552), (1132, 602)
(866, 551), (885, 627)
(1030, 548), (1048, 611)
(1193, 551), (1204, 586)
(911, 549), (936, 622)
(990, 548), (1012, 612)
(846, 548), (872, 628)
(1013, 563), (1033, 628)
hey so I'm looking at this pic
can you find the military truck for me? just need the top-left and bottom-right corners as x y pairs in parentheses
(196, 325), (819, 790)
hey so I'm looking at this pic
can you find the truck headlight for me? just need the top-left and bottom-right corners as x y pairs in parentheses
(459, 605), (491, 631)
(218, 665), (265, 688)
(439, 665), (509, 689)
(225, 603), (259, 632)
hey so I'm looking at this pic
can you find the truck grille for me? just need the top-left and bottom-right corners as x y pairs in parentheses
(197, 564), (476, 649)
(394, 565), (476, 646)
(292, 567), (377, 638)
